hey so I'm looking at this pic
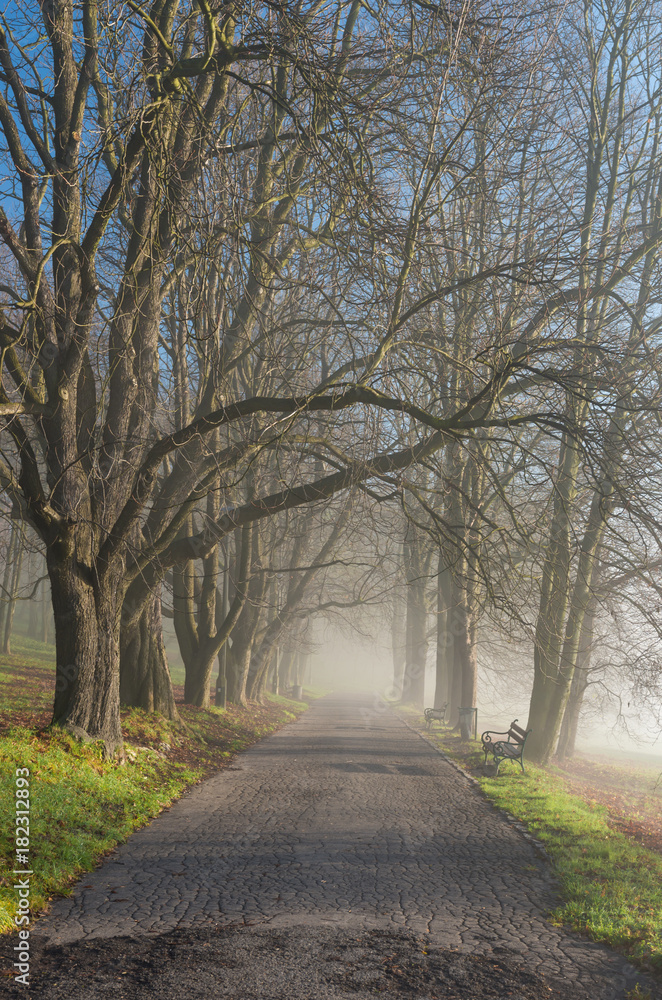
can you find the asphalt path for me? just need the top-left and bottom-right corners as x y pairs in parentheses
(9, 694), (653, 999)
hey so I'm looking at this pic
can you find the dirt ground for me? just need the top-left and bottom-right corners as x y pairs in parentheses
(554, 754), (662, 857)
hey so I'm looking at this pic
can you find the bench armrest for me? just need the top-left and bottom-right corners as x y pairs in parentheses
(480, 729), (510, 743)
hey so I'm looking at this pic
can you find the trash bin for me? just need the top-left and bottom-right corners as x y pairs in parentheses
(458, 706), (478, 740)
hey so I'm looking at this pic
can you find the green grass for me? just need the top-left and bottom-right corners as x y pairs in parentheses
(1, 635), (56, 664)
(482, 762), (662, 970)
(299, 685), (332, 700)
(267, 691), (307, 713)
(0, 644), (310, 935)
(0, 725), (200, 934)
(410, 716), (662, 975)
(0, 637), (55, 713)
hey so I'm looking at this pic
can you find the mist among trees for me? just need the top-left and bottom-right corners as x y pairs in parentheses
(0, 0), (661, 763)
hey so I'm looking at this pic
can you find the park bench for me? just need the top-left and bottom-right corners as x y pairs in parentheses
(424, 704), (448, 730)
(480, 719), (531, 775)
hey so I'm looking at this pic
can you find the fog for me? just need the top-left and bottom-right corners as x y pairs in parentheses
(308, 619), (662, 765)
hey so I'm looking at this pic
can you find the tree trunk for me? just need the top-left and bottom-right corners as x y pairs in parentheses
(391, 545), (406, 699)
(403, 529), (428, 708)
(223, 524), (259, 707)
(120, 587), (179, 720)
(246, 644), (276, 702)
(172, 519), (253, 708)
(279, 645), (296, 690)
(443, 569), (469, 731)
(247, 505), (352, 703)
(173, 554), (198, 682)
(246, 635), (274, 702)
(404, 579), (427, 707)
(2, 527), (23, 654)
(183, 489), (220, 708)
(554, 570), (601, 761)
(448, 634), (463, 730)
(48, 541), (123, 759)
(183, 647), (217, 707)
(556, 631), (592, 761)
(526, 517), (573, 758)
(456, 589), (477, 741)
(0, 525), (15, 643)
(434, 557), (452, 711)
(41, 562), (51, 644)
(529, 501), (607, 763)
(28, 556), (40, 635)
(226, 628), (252, 706)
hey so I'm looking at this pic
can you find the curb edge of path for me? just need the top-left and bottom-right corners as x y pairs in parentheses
(397, 714), (551, 863)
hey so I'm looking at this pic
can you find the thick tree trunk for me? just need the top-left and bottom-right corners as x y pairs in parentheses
(434, 558), (452, 711)
(48, 544), (123, 759)
(184, 490), (220, 708)
(2, 527), (23, 654)
(278, 645), (296, 690)
(172, 520), (252, 708)
(448, 635), (463, 729)
(391, 545), (406, 699)
(226, 632), (252, 706)
(246, 637), (274, 702)
(404, 578), (427, 707)
(457, 596), (477, 740)
(172, 557), (218, 708)
(442, 569), (468, 730)
(526, 519), (573, 758)
(556, 639), (591, 761)
(293, 650), (307, 697)
(403, 530), (428, 708)
(41, 569), (51, 644)
(29, 556), (40, 635)
(529, 501), (607, 763)
(526, 417), (588, 760)
(173, 556), (198, 679)
(184, 647), (219, 707)
(0, 525), (15, 643)
(120, 587), (179, 720)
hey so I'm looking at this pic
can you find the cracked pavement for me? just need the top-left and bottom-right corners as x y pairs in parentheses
(23, 693), (651, 998)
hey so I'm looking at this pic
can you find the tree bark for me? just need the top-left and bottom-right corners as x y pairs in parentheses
(120, 586), (179, 720)
(49, 538), (124, 759)
(456, 585), (477, 740)
(0, 525), (15, 643)
(2, 525), (23, 654)
(529, 497), (608, 763)
(403, 528), (428, 708)
(434, 557), (452, 711)
(226, 627), (253, 706)
(526, 509), (574, 758)
(556, 595), (595, 760)
(391, 545), (406, 700)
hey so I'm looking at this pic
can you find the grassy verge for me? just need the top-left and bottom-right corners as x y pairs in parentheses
(402, 710), (662, 978)
(0, 638), (310, 935)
